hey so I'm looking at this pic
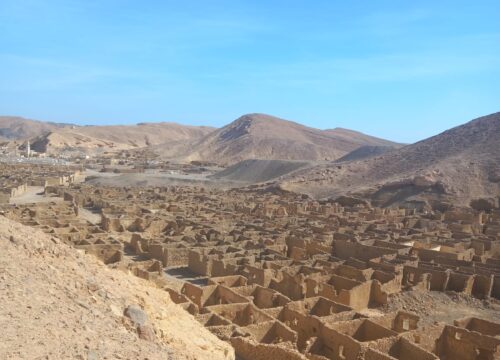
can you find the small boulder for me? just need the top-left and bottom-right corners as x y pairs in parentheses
(87, 350), (99, 360)
(124, 305), (148, 327)
(334, 196), (368, 207)
(413, 175), (435, 187)
(470, 198), (498, 211)
(137, 324), (156, 341)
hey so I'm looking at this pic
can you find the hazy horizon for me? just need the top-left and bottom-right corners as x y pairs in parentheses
(1, 0), (499, 143)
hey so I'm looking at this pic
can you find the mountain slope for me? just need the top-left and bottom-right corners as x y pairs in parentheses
(280, 112), (500, 207)
(334, 145), (397, 163)
(76, 122), (215, 147)
(180, 113), (399, 165)
(4, 113), (398, 161)
(0, 215), (234, 359)
(323, 127), (400, 148)
(31, 122), (214, 154)
(0, 116), (71, 141)
(211, 159), (311, 183)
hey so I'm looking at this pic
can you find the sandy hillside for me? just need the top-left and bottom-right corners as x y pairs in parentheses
(179, 113), (400, 165)
(76, 122), (214, 147)
(0, 116), (71, 141)
(0, 215), (234, 360)
(31, 122), (214, 154)
(3, 113), (399, 162)
(280, 112), (500, 207)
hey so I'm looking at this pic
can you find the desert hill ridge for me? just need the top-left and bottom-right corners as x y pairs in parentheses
(0, 116), (216, 155)
(30, 122), (215, 154)
(279, 111), (500, 208)
(179, 113), (401, 165)
(2, 113), (401, 164)
(0, 116), (72, 141)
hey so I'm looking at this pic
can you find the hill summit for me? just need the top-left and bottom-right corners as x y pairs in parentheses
(280, 112), (500, 208)
(183, 113), (399, 165)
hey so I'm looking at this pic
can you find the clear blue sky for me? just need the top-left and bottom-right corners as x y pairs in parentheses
(1, 0), (499, 143)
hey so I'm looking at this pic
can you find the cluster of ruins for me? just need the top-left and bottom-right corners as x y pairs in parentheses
(1, 163), (499, 360)
(0, 163), (84, 203)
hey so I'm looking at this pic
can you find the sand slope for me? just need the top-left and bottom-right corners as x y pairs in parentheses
(212, 159), (312, 183)
(334, 145), (397, 163)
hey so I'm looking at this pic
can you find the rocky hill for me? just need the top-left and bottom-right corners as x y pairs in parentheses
(0, 215), (234, 359)
(280, 112), (500, 208)
(0, 116), (71, 141)
(180, 113), (400, 165)
(3, 113), (399, 163)
(31, 122), (214, 155)
(76, 122), (214, 147)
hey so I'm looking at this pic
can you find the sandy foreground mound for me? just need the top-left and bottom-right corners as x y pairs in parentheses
(0, 216), (234, 360)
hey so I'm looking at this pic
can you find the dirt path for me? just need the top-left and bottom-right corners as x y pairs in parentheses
(9, 186), (62, 205)
(78, 207), (102, 225)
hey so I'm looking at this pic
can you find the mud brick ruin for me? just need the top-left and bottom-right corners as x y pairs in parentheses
(1, 164), (500, 360)
(0, 163), (84, 203)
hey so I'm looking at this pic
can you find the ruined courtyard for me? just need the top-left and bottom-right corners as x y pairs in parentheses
(1, 161), (499, 360)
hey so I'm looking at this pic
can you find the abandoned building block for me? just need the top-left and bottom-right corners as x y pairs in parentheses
(436, 325), (500, 360)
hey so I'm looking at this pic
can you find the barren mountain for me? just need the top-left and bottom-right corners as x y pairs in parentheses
(323, 127), (400, 148)
(180, 113), (399, 165)
(31, 122), (214, 155)
(77, 122), (214, 147)
(0, 215), (234, 360)
(334, 145), (397, 163)
(4, 113), (398, 161)
(0, 116), (71, 141)
(280, 112), (500, 208)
